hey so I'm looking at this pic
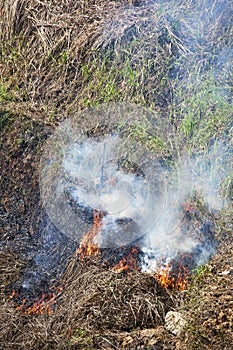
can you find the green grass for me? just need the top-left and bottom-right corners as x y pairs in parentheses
(67, 329), (93, 349)
(190, 264), (208, 286)
(0, 110), (15, 133)
(0, 82), (14, 102)
(166, 67), (232, 154)
(77, 55), (146, 107)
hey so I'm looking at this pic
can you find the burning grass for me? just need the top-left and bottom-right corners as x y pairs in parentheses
(61, 258), (175, 332)
(0, 208), (232, 349)
(0, 258), (176, 350)
(156, 260), (189, 291)
(73, 198), (197, 290)
(0, 0), (232, 349)
(75, 206), (194, 289)
(12, 288), (63, 316)
(77, 209), (103, 259)
(111, 247), (140, 273)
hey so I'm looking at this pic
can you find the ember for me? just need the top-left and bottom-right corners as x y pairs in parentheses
(112, 247), (140, 273)
(77, 209), (103, 259)
(10, 290), (18, 299)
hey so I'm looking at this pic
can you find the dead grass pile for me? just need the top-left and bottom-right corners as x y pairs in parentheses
(0, 0), (120, 117)
(60, 257), (175, 331)
(0, 256), (176, 350)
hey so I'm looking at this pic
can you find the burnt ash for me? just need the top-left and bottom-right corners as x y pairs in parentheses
(64, 188), (97, 224)
(5, 213), (76, 303)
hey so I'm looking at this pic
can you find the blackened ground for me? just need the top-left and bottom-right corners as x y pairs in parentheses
(0, 113), (77, 302)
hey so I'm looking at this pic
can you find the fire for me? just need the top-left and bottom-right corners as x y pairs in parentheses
(156, 264), (171, 289)
(77, 209), (103, 259)
(14, 292), (58, 315)
(10, 290), (17, 299)
(10, 287), (63, 316)
(112, 247), (139, 273)
(156, 260), (189, 290)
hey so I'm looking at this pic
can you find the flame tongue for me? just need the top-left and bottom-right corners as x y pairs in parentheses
(112, 247), (139, 273)
(156, 257), (189, 290)
(19, 293), (55, 315)
(77, 210), (103, 259)
(156, 263), (171, 289)
(13, 289), (62, 315)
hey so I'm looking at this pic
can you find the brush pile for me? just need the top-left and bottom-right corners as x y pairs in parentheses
(61, 258), (175, 331)
(0, 256), (176, 350)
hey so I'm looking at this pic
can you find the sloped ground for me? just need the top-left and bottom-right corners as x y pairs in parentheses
(0, 0), (232, 349)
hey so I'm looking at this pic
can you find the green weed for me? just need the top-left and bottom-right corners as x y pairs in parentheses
(191, 264), (208, 286)
(173, 70), (232, 151)
(67, 328), (93, 349)
(0, 110), (15, 133)
(0, 83), (13, 102)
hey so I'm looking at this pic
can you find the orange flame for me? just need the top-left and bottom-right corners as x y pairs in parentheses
(77, 210), (103, 259)
(11, 287), (63, 316)
(15, 292), (58, 315)
(10, 290), (18, 299)
(156, 264), (171, 289)
(156, 262), (188, 290)
(112, 247), (139, 273)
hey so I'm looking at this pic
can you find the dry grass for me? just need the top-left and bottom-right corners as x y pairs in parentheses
(179, 211), (233, 350)
(1, 0), (231, 119)
(0, 0), (120, 118)
(0, 1), (232, 349)
(0, 250), (25, 299)
(0, 256), (177, 349)
(61, 257), (175, 331)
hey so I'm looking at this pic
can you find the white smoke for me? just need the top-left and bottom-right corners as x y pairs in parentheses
(63, 135), (148, 219)
(141, 141), (232, 272)
(62, 134), (154, 247)
(39, 102), (232, 276)
(62, 133), (232, 272)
